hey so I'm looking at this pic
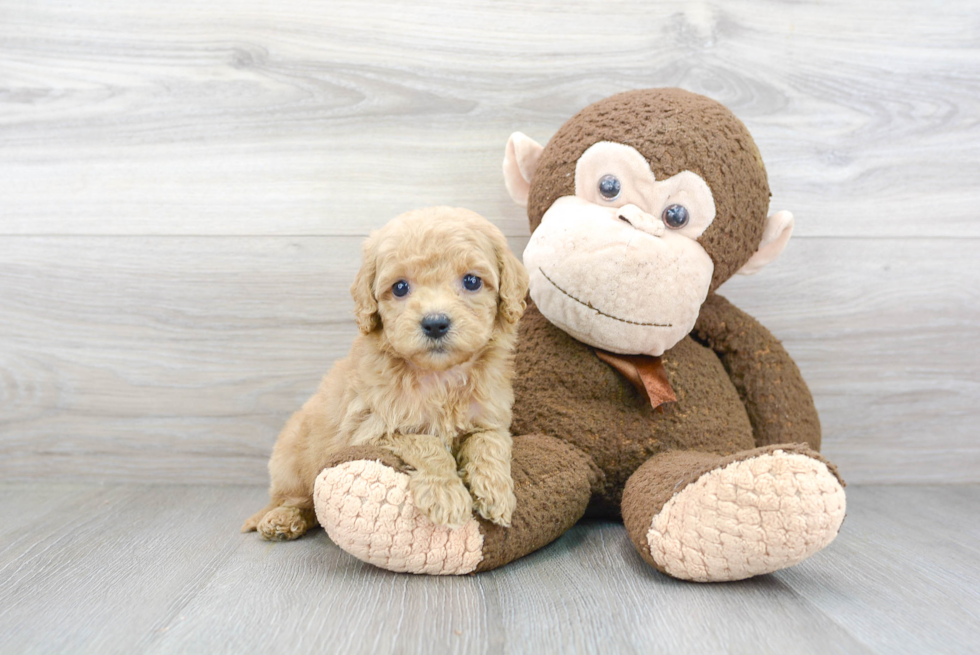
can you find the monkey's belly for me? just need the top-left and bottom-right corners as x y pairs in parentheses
(511, 306), (756, 514)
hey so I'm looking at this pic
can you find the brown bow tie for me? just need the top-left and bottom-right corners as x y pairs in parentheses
(594, 349), (677, 410)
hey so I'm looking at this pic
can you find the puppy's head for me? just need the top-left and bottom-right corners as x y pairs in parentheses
(351, 207), (529, 371)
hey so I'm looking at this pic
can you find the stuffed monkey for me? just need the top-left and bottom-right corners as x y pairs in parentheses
(313, 88), (845, 581)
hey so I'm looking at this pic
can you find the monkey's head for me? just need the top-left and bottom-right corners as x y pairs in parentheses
(503, 88), (794, 357)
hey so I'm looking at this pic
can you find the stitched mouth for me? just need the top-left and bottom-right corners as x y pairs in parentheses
(538, 268), (671, 328)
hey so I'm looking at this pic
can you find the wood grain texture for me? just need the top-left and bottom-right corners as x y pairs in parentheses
(2, 236), (978, 484)
(778, 486), (980, 654)
(0, 485), (262, 655)
(0, 483), (977, 654)
(0, 0), (978, 237)
(1, 0), (979, 485)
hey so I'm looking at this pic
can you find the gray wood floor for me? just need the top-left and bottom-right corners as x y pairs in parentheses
(0, 483), (976, 655)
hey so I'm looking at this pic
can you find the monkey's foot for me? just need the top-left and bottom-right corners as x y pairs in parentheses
(624, 445), (846, 582)
(314, 459), (484, 575)
(314, 436), (596, 575)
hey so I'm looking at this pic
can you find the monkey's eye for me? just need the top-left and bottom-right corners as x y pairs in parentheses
(662, 204), (690, 229)
(462, 274), (482, 291)
(392, 280), (410, 297)
(598, 174), (622, 201)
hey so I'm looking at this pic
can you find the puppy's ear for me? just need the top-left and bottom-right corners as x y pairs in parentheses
(494, 234), (530, 327)
(351, 234), (381, 334)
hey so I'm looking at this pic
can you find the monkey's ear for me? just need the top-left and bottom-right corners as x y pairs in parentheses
(737, 210), (794, 276)
(350, 234), (381, 333)
(503, 132), (544, 207)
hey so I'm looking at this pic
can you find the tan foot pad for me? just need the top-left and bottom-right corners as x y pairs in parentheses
(647, 450), (846, 582)
(314, 460), (484, 575)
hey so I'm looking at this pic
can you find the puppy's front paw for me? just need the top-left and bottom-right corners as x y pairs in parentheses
(470, 475), (516, 527)
(409, 474), (474, 529)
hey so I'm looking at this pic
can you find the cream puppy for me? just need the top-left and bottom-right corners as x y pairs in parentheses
(243, 207), (529, 540)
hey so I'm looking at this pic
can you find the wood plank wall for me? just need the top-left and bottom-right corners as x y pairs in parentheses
(2, 0), (978, 484)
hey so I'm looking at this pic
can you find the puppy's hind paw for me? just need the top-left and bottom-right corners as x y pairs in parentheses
(410, 475), (474, 529)
(256, 506), (315, 541)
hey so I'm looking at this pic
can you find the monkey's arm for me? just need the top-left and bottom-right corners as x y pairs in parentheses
(692, 293), (821, 451)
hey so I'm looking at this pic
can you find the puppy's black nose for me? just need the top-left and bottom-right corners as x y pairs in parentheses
(421, 314), (451, 339)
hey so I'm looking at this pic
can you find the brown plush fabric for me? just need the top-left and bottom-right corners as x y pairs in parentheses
(694, 294), (822, 451)
(511, 301), (757, 517)
(474, 433), (598, 572)
(620, 444), (842, 572)
(526, 88), (771, 292)
(323, 445), (409, 473)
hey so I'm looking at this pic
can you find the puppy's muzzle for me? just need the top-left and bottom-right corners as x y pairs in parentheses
(420, 313), (451, 340)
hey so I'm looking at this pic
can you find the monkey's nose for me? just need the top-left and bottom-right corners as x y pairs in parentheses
(421, 314), (451, 339)
(617, 204), (664, 237)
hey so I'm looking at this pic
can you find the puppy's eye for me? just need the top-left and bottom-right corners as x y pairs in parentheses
(392, 280), (410, 297)
(662, 204), (690, 229)
(598, 174), (621, 201)
(462, 274), (482, 291)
